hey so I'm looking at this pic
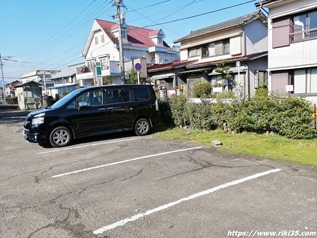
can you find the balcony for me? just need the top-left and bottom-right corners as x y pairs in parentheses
(76, 60), (121, 80)
(290, 28), (317, 43)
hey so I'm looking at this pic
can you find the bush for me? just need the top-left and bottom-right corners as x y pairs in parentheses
(165, 91), (314, 139)
(192, 82), (211, 98)
(187, 100), (215, 130)
(272, 97), (314, 139)
(158, 100), (174, 127)
(169, 94), (188, 127)
(212, 94), (314, 139)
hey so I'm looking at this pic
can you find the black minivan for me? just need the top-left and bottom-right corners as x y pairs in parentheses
(23, 84), (160, 147)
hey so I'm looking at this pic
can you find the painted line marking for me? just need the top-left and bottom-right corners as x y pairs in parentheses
(93, 168), (282, 235)
(51, 146), (203, 178)
(36, 137), (148, 155)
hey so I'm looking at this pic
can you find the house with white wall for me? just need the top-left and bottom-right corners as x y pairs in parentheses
(148, 11), (268, 99)
(20, 70), (60, 96)
(256, 0), (317, 104)
(50, 63), (83, 99)
(77, 18), (179, 86)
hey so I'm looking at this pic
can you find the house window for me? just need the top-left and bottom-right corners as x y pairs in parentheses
(202, 45), (209, 58)
(121, 30), (127, 40)
(291, 9), (317, 42)
(188, 47), (201, 58)
(223, 39), (230, 54)
(157, 36), (163, 45)
(202, 43), (216, 58)
(290, 68), (317, 94)
(209, 43), (215, 56)
(215, 39), (230, 55)
(255, 71), (268, 88)
(100, 55), (110, 70)
(95, 36), (98, 45)
(192, 39), (229, 59)
(86, 61), (93, 70)
(272, 17), (291, 48)
(101, 34), (105, 43)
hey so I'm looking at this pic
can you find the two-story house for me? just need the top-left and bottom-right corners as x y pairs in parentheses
(50, 63), (84, 99)
(20, 70), (60, 96)
(148, 11), (268, 99)
(76, 18), (179, 86)
(256, 0), (317, 104)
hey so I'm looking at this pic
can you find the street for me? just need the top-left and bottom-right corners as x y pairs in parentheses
(0, 113), (316, 238)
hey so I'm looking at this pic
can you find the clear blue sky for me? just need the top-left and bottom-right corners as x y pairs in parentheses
(0, 0), (260, 83)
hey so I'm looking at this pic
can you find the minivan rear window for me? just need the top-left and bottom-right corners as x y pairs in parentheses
(105, 88), (130, 104)
(133, 87), (151, 101)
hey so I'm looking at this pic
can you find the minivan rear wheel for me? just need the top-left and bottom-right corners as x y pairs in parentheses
(49, 126), (72, 147)
(134, 118), (150, 136)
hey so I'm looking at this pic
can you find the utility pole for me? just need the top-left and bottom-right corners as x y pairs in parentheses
(115, 0), (126, 84)
(0, 53), (6, 103)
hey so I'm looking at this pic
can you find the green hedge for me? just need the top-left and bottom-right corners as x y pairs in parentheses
(160, 91), (315, 139)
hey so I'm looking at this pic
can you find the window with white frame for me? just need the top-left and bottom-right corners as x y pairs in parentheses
(100, 55), (110, 70)
(95, 36), (98, 45)
(101, 34), (105, 43)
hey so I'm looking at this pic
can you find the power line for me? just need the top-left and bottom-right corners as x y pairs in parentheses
(142, 0), (257, 28)
(125, 0), (205, 42)
(16, 0), (98, 58)
(126, 0), (172, 13)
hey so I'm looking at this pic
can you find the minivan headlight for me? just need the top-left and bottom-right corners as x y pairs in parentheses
(32, 113), (45, 125)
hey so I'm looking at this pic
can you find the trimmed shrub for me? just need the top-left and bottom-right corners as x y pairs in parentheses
(192, 82), (212, 98)
(187, 100), (214, 130)
(165, 90), (314, 139)
(169, 94), (189, 127)
(158, 100), (174, 127)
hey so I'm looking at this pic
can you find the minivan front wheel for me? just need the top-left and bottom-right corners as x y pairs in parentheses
(135, 118), (150, 136)
(49, 126), (72, 147)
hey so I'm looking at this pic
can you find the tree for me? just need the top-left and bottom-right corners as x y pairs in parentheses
(126, 69), (138, 84)
(214, 60), (234, 91)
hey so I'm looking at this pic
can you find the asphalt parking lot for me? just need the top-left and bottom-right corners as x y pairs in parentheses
(0, 112), (316, 238)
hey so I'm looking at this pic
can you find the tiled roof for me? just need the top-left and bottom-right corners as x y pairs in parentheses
(95, 19), (170, 49)
(255, 0), (279, 7)
(174, 11), (266, 43)
(147, 60), (197, 72)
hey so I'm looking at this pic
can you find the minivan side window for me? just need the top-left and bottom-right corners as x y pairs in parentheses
(133, 87), (151, 101)
(105, 88), (130, 104)
(67, 89), (104, 109)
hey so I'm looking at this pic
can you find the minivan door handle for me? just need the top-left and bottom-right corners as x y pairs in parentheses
(98, 108), (106, 111)
(106, 107), (114, 110)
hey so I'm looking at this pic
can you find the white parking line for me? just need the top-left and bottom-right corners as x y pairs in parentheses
(51, 146), (203, 178)
(36, 137), (148, 155)
(93, 168), (282, 235)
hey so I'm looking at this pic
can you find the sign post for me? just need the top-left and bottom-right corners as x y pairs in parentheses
(134, 63), (142, 84)
(95, 61), (103, 86)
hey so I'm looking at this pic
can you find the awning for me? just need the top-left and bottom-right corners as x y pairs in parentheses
(178, 67), (212, 75)
(150, 73), (174, 80)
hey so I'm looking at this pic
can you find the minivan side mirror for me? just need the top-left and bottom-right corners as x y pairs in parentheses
(78, 101), (88, 110)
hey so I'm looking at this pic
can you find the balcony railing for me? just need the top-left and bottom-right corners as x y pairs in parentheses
(76, 61), (120, 80)
(290, 28), (317, 42)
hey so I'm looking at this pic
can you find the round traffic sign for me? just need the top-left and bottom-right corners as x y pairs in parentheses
(134, 63), (142, 71)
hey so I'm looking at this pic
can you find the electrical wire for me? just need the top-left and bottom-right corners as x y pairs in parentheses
(142, 0), (257, 28)
(16, 0), (99, 57)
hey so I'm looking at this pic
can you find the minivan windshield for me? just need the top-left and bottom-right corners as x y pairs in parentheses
(50, 88), (85, 109)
